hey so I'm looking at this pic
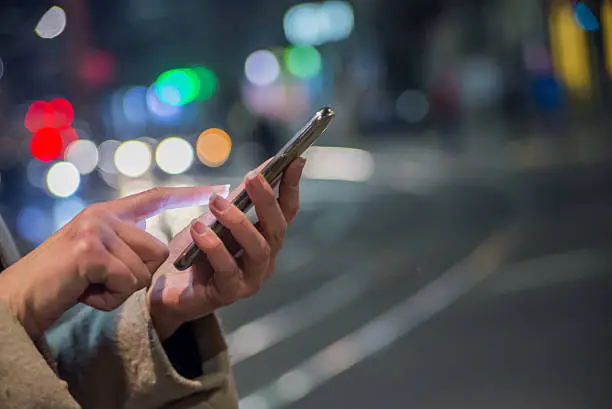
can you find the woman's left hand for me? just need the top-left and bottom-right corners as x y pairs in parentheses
(147, 158), (306, 340)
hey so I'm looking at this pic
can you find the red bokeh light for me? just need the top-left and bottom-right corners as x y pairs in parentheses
(24, 100), (55, 132)
(30, 128), (63, 162)
(49, 98), (75, 128)
(25, 99), (74, 132)
(58, 126), (79, 158)
(79, 49), (115, 89)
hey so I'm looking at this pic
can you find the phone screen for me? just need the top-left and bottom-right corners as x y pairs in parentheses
(173, 106), (335, 270)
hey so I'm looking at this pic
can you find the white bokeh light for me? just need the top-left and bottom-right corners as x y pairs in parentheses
(46, 162), (81, 198)
(35, 6), (67, 39)
(245, 50), (281, 87)
(114, 140), (152, 178)
(65, 140), (99, 175)
(155, 137), (194, 175)
(98, 139), (121, 174)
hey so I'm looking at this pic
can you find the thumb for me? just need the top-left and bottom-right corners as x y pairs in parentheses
(111, 185), (230, 222)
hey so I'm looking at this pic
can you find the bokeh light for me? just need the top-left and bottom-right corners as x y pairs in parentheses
(65, 140), (99, 175)
(285, 46), (322, 79)
(79, 49), (115, 89)
(321, 1), (355, 42)
(155, 137), (194, 175)
(146, 85), (182, 119)
(25, 100), (53, 132)
(97, 139), (121, 174)
(196, 128), (232, 167)
(48, 98), (74, 128)
(114, 140), (152, 178)
(35, 6), (67, 39)
(154, 66), (217, 106)
(27, 160), (51, 188)
(30, 128), (63, 162)
(0, 57), (4, 82)
(25, 99), (74, 132)
(46, 162), (81, 198)
(122, 86), (148, 126)
(58, 126), (79, 157)
(53, 197), (86, 230)
(396, 90), (429, 123)
(283, 1), (354, 46)
(193, 66), (218, 101)
(245, 50), (281, 87)
(17, 206), (54, 244)
(575, 2), (599, 31)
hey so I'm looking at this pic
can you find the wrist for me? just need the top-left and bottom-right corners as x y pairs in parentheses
(0, 267), (43, 340)
(147, 303), (183, 342)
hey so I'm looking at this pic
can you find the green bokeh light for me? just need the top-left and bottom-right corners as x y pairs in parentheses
(284, 46), (322, 79)
(193, 66), (218, 101)
(154, 66), (217, 106)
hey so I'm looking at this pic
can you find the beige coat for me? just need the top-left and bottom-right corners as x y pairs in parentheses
(0, 289), (238, 409)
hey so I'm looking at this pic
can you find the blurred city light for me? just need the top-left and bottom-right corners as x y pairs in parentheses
(122, 86), (148, 126)
(0, 57), (4, 82)
(285, 46), (322, 79)
(574, 3), (599, 31)
(196, 128), (232, 167)
(48, 98), (74, 128)
(154, 66), (217, 106)
(97, 139), (121, 174)
(603, 0), (612, 76)
(283, 1), (354, 46)
(25, 99), (75, 133)
(549, 2), (592, 95)
(114, 140), (152, 178)
(25, 100), (53, 132)
(46, 162), (81, 198)
(396, 90), (429, 123)
(192, 66), (218, 101)
(53, 197), (86, 230)
(155, 137), (194, 175)
(35, 6), (67, 39)
(65, 140), (99, 175)
(146, 85), (183, 119)
(30, 128), (63, 162)
(17, 206), (54, 244)
(26, 160), (51, 188)
(58, 126), (79, 157)
(302, 147), (375, 182)
(245, 50), (281, 86)
(79, 49), (115, 89)
(155, 68), (198, 106)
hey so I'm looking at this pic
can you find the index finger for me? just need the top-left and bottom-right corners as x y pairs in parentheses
(112, 185), (230, 222)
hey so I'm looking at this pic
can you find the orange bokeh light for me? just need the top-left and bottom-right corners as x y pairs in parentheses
(196, 128), (232, 167)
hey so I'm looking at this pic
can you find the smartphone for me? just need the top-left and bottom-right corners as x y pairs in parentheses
(173, 106), (335, 270)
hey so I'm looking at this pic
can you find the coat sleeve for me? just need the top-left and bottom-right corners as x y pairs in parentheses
(0, 298), (81, 409)
(45, 290), (239, 409)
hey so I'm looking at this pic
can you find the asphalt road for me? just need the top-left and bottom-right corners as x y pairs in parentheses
(219, 165), (612, 409)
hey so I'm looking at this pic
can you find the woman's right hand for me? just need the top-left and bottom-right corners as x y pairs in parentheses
(0, 185), (228, 341)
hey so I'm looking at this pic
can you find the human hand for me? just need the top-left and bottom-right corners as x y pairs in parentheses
(147, 158), (306, 340)
(0, 185), (228, 340)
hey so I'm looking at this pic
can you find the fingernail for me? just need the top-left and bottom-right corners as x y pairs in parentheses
(209, 192), (231, 213)
(246, 170), (259, 181)
(191, 220), (209, 235)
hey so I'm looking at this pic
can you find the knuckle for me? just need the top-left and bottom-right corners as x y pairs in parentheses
(149, 187), (170, 207)
(153, 245), (170, 263)
(252, 241), (271, 264)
